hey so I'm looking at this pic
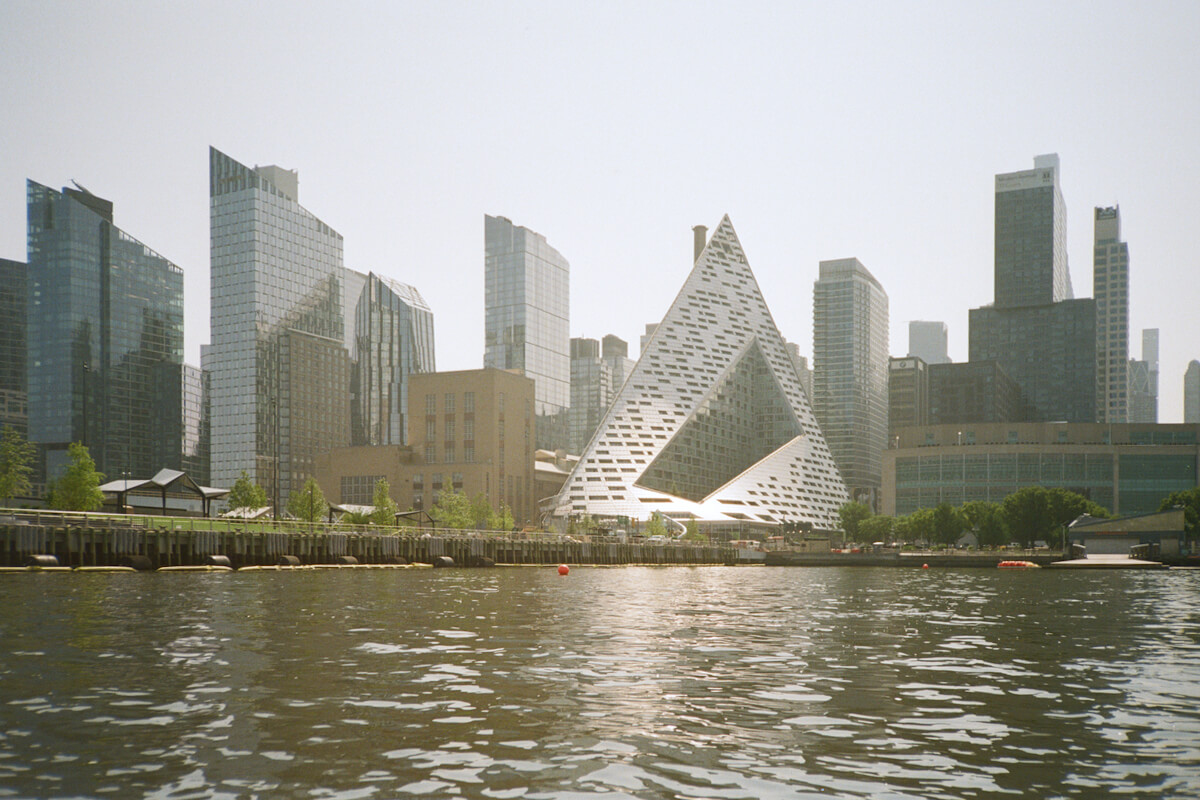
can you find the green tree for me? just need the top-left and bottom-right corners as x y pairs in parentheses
(1002, 487), (1107, 549)
(468, 492), (499, 530)
(287, 476), (328, 523)
(961, 501), (1008, 548)
(681, 518), (705, 542)
(932, 502), (965, 547)
(496, 501), (515, 532)
(47, 442), (105, 511)
(896, 507), (935, 546)
(341, 508), (373, 525)
(859, 514), (895, 543)
(645, 511), (668, 537)
(227, 470), (269, 511)
(1159, 488), (1200, 543)
(370, 478), (398, 526)
(430, 488), (473, 529)
(0, 425), (36, 505)
(838, 501), (872, 542)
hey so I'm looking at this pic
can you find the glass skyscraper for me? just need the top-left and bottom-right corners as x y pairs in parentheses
(206, 148), (347, 506)
(813, 257), (890, 508)
(969, 155), (1096, 424)
(1094, 206), (1130, 423)
(352, 272), (435, 446)
(484, 215), (570, 452)
(0, 258), (27, 439)
(1185, 361), (1200, 423)
(26, 181), (184, 482)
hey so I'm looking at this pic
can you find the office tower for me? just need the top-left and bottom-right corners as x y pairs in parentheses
(813, 257), (889, 508)
(1129, 329), (1159, 423)
(206, 148), (349, 507)
(568, 338), (609, 455)
(1185, 361), (1200, 423)
(1094, 207), (1130, 422)
(551, 217), (847, 531)
(640, 323), (658, 357)
(928, 361), (1026, 425)
(25, 181), (184, 483)
(969, 154), (1095, 423)
(908, 321), (950, 365)
(351, 273), (435, 447)
(602, 334), (634, 396)
(888, 357), (928, 437)
(484, 215), (570, 452)
(181, 364), (209, 486)
(784, 342), (814, 400)
(0, 258), (27, 438)
(994, 153), (1072, 308)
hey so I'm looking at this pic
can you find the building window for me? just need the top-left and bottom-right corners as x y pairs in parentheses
(413, 493), (423, 511)
(464, 392), (475, 413)
(426, 419), (436, 441)
(445, 393), (455, 413)
(425, 444), (436, 463)
(452, 472), (464, 490)
(340, 474), (384, 505)
(432, 473), (443, 490)
(425, 394), (436, 414)
(445, 419), (456, 440)
(464, 446), (475, 464)
(498, 392), (505, 413)
(412, 473), (423, 489)
(464, 418), (474, 440)
(444, 443), (456, 463)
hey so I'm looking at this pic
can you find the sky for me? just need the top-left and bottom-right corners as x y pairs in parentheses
(2, 1), (1198, 421)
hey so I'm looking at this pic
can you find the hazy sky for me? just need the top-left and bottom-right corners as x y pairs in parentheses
(3, 1), (1198, 421)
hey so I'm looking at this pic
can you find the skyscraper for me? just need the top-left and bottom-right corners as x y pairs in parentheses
(26, 181), (184, 483)
(812, 257), (889, 508)
(908, 321), (950, 365)
(484, 215), (570, 452)
(352, 273), (435, 446)
(969, 154), (1096, 423)
(0, 258), (27, 438)
(568, 337), (609, 456)
(551, 217), (847, 531)
(206, 148), (348, 507)
(1094, 206), (1130, 423)
(1185, 361), (1200, 423)
(994, 153), (1072, 308)
(1129, 329), (1159, 423)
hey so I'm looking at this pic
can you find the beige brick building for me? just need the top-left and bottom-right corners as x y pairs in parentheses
(315, 368), (537, 525)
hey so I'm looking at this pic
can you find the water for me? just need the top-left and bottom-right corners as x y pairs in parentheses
(1, 566), (1199, 799)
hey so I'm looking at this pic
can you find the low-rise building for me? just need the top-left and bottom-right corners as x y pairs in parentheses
(883, 422), (1200, 517)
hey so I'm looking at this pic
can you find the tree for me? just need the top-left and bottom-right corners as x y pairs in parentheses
(48, 442), (105, 511)
(1159, 488), (1200, 543)
(896, 507), (935, 546)
(0, 425), (36, 505)
(430, 488), (473, 529)
(961, 501), (1008, 548)
(681, 518), (705, 542)
(228, 470), (269, 511)
(645, 511), (668, 537)
(932, 502), (966, 547)
(370, 478), (398, 526)
(341, 508), (373, 526)
(1002, 486), (1108, 549)
(859, 514), (895, 543)
(496, 501), (515, 532)
(838, 501), (872, 542)
(287, 476), (328, 523)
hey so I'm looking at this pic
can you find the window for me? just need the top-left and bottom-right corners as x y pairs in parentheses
(432, 473), (443, 490)
(452, 472), (464, 490)
(445, 393), (455, 413)
(425, 394), (436, 414)
(426, 419), (436, 441)
(425, 444), (436, 463)
(445, 419), (456, 440)
(464, 392), (475, 412)
(464, 418), (474, 440)
(464, 446), (475, 463)
(444, 443), (456, 463)
(412, 473), (424, 489)
(498, 392), (505, 412)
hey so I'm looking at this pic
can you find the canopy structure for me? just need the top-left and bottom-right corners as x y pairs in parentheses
(100, 469), (230, 517)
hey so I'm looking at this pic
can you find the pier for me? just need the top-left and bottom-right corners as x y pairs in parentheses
(0, 510), (733, 569)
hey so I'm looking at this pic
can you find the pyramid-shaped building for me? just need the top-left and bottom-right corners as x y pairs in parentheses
(549, 216), (848, 531)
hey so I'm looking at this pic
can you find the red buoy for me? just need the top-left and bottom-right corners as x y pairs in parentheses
(558, 564), (569, 575)
(922, 563), (930, 569)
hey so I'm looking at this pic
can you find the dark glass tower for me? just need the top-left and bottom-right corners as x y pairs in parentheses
(26, 181), (184, 483)
(0, 258), (27, 439)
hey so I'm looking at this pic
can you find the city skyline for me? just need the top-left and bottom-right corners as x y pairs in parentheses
(2, 2), (1198, 422)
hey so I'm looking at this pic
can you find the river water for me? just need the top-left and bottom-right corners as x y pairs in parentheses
(1, 566), (1198, 799)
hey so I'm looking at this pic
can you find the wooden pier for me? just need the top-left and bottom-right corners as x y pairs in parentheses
(0, 511), (733, 569)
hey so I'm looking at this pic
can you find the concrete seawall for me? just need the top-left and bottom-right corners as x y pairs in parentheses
(0, 519), (733, 569)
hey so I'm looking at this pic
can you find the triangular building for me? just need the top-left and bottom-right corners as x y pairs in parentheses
(549, 216), (848, 531)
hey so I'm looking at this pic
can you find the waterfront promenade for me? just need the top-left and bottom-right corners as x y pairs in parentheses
(0, 509), (733, 569)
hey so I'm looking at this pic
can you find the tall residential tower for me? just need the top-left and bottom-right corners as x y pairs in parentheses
(205, 148), (349, 508)
(813, 257), (889, 508)
(1094, 206), (1130, 423)
(484, 215), (570, 452)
